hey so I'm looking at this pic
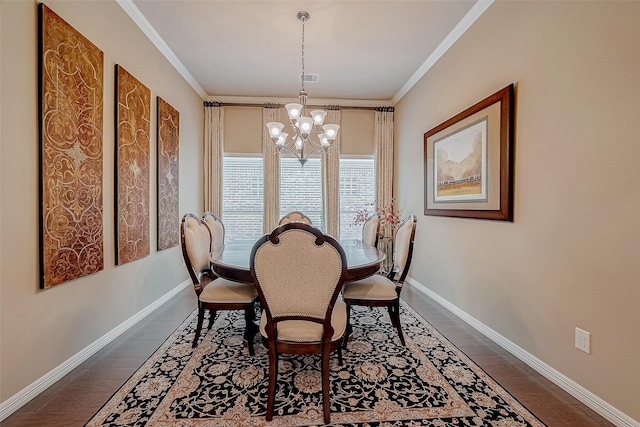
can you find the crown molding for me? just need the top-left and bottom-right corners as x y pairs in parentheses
(118, 0), (493, 105)
(391, 0), (494, 105)
(116, 0), (207, 99)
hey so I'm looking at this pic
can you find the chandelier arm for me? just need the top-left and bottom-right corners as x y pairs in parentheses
(290, 120), (301, 136)
(301, 136), (321, 150)
(277, 144), (328, 161)
(301, 145), (329, 159)
(281, 137), (322, 153)
(287, 122), (329, 149)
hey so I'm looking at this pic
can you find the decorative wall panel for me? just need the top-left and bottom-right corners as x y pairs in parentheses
(115, 65), (151, 264)
(39, 4), (104, 289)
(156, 97), (180, 250)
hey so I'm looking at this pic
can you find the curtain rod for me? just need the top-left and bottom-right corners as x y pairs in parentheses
(204, 101), (393, 112)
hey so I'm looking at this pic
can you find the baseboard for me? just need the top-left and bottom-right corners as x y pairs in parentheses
(405, 277), (639, 427)
(0, 280), (191, 422)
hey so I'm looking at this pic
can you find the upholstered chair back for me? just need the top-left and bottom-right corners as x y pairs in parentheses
(181, 213), (212, 293)
(278, 211), (312, 225)
(361, 213), (380, 247)
(203, 211), (225, 251)
(392, 214), (417, 285)
(251, 223), (346, 321)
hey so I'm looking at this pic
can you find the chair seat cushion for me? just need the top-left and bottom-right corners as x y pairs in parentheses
(342, 274), (398, 300)
(200, 278), (257, 303)
(259, 300), (347, 343)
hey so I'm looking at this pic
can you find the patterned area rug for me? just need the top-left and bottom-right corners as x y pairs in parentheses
(86, 301), (545, 426)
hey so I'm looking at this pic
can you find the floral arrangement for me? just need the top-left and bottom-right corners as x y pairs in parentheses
(377, 199), (401, 228)
(351, 205), (373, 227)
(351, 200), (401, 229)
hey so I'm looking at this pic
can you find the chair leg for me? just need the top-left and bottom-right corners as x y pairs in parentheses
(243, 307), (255, 356)
(391, 300), (405, 346)
(192, 306), (206, 348)
(207, 309), (217, 331)
(387, 305), (395, 326)
(336, 345), (343, 366)
(342, 301), (352, 349)
(321, 345), (331, 424)
(266, 344), (278, 421)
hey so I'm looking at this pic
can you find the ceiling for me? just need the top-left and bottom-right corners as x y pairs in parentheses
(122, 1), (490, 106)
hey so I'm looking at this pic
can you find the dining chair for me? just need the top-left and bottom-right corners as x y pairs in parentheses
(250, 222), (347, 424)
(342, 214), (417, 347)
(202, 211), (224, 251)
(181, 213), (258, 354)
(361, 213), (380, 247)
(278, 210), (312, 225)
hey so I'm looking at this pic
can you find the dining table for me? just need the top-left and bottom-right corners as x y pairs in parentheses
(210, 239), (386, 284)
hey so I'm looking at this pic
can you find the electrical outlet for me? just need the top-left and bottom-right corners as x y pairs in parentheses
(575, 327), (591, 354)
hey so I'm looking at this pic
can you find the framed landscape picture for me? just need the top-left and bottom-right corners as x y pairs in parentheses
(424, 84), (514, 221)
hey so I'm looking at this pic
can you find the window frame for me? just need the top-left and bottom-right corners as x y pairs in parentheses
(221, 153), (265, 243)
(338, 154), (376, 241)
(279, 155), (325, 231)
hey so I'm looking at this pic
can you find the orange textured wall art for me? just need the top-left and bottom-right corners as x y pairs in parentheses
(39, 5), (104, 288)
(115, 65), (151, 265)
(156, 97), (180, 250)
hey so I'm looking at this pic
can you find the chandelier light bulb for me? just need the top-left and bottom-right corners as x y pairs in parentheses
(310, 110), (327, 126)
(266, 122), (284, 139)
(297, 117), (314, 136)
(285, 103), (303, 120)
(322, 124), (339, 140)
(277, 132), (288, 146)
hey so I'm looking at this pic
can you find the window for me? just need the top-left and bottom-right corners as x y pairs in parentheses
(339, 157), (375, 241)
(280, 157), (325, 231)
(222, 155), (373, 242)
(222, 156), (264, 243)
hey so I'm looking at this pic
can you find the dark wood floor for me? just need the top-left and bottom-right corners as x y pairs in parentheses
(1, 284), (614, 426)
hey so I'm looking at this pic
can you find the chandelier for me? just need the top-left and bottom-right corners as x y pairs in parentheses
(266, 11), (339, 167)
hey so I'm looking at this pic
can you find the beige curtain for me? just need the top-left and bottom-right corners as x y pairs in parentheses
(374, 107), (394, 233)
(262, 106), (280, 233)
(322, 108), (341, 238)
(204, 102), (224, 216)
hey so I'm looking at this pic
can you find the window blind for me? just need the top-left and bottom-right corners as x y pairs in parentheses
(222, 156), (264, 242)
(339, 158), (375, 241)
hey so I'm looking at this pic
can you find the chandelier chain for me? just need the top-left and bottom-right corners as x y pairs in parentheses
(300, 17), (305, 94)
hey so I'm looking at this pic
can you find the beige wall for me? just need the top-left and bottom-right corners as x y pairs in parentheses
(223, 106), (375, 155)
(341, 109), (375, 156)
(395, 1), (640, 420)
(0, 0), (203, 403)
(224, 106), (263, 154)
